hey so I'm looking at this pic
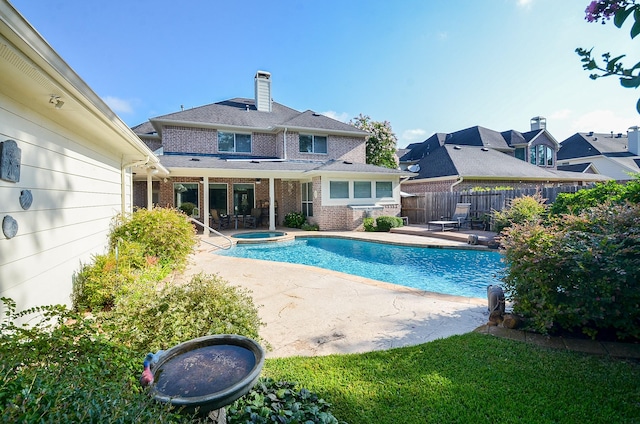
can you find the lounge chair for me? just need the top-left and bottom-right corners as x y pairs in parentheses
(244, 208), (262, 229)
(210, 209), (229, 230)
(428, 202), (471, 231)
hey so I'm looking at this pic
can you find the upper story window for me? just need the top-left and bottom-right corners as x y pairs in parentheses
(218, 131), (251, 153)
(529, 144), (554, 167)
(299, 134), (327, 154)
(515, 147), (526, 161)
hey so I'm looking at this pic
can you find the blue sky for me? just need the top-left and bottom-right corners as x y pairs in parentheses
(10, 0), (640, 147)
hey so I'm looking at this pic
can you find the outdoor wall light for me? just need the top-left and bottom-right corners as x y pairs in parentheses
(49, 95), (64, 109)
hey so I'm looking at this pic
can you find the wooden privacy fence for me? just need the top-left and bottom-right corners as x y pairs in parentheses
(401, 186), (583, 225)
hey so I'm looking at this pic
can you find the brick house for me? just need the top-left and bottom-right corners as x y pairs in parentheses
(399, 117), (609, 195)
(132, 71), (409, 231)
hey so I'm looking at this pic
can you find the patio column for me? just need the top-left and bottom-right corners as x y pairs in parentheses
(203, 176), (210, 235)
(146, 171), (153, 210)
(268, 177), (275, 231)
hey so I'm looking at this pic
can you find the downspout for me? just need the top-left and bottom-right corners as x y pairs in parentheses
(450, 176), (463, 192)
(283, 127), (288, 160)
(121, 157), (149, 215)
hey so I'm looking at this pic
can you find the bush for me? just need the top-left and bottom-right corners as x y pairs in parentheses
(283, 211), (306, 228)
(492, 193), (547, 233)
(228, 378), (344, 424)
(110, 207), (197, 269)
(99, 273), (265, 354)
(178, 201), (197, 216)
(550, 176), (640, 216)
(301, 223), (319, 231)
(501, 202), (640, 340)
(375, 216), (403, 232)
(363, 217), (376, 232)
(0, 298), (192, 423)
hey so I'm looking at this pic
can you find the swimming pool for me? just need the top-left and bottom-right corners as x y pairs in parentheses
(215, 236), (504, 298)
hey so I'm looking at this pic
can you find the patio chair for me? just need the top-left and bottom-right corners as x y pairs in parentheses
(244, 208), (262, 229)
(448, 202), (471, 229)
(210, 209), (229, 230)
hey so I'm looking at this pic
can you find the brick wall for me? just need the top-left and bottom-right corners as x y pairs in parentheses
(252, 133), (277, 156)
(285, 133), (366, 162)
(402, 179), (458, 193)
(163, 126), (216, 154)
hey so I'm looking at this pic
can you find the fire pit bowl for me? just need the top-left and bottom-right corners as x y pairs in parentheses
(149, 334), (264, 416)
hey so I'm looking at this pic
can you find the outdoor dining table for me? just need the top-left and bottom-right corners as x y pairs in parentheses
(231, 215), (244, 229)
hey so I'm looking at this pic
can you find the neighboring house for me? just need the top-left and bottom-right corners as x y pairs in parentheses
(399, 117), (609, 194)
(557, 128), (640, 181)
(0, 2), (167, 314)
(132, 71), (410, 231)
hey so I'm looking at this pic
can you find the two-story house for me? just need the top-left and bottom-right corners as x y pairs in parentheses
(399, 117), (609, 194)
(132, 71), (410, 231)
(557, 128), (640, 181)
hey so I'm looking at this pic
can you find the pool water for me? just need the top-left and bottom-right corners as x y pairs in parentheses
(215, 237), (504, 298)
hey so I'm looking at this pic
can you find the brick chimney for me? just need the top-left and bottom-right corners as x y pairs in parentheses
(254, 71), (272, 112)
(628, 126), (640, 155)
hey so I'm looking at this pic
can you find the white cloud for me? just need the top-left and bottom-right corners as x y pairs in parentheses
(321, 110), (350, 122)
(402, 128), (427, 141)
(549, 109), (572, 120)
(517, 0), (534, 8)
(103, 96), (134, 114)
(569, 110), (638, 135)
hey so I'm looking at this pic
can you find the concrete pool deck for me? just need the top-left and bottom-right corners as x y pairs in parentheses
(169, 229), (493, 358)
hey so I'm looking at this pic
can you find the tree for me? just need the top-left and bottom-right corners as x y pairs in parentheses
(576, 1), (640, 113)
(350, 114), (398, 169)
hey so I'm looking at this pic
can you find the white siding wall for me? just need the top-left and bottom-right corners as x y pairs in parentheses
(0, 95), (127, 313)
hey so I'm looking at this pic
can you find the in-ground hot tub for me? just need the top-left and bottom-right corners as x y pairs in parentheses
(231, 231), (292, 244)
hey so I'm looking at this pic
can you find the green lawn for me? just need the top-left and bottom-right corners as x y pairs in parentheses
(263, 333), (640, 424)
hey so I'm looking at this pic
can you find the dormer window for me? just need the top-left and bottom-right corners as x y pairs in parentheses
(218, 131), (251, 153)
(299, 134), (327, 154)
(529, 144), (554, 167)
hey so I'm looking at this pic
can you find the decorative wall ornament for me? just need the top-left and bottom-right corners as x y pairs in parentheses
(19, 189), (33, 210)
(2, 215), (18, 239)
(0, 139), (21, 183)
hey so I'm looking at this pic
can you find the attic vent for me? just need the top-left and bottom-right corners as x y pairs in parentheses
(453, 145), (462, 150)
(250, 160), (260, 163)
(312, 112), (321, 116)
(190, 158), (200, 161)
(588, 131), (594, 136)
(343, 161), (353, 164)
(481, 147), (489, 151)
(617, 133), (623, 138)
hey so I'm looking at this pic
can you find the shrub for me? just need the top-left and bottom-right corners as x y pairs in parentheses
(301, 223), (319, 231)
(363, 217), (376, 232)
(0, 298), (192, 423)
(375, 216), (403, 232)
(501, 202), (640, 340)
(550, 176), (640, 216)
(178, 201), (197, 216)
(492, 193), (547, 233)
(99, 273), (265, 354)
(283, 211), (306, 228)
(110, 207), (197, 269)
(228, 378), (344, 424)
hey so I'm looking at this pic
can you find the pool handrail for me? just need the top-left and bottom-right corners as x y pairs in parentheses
(189, 218), (233, 250)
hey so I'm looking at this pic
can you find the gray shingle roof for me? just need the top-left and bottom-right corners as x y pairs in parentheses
(558, 132), (630, 159)
(134, 98), (366, 136)
(444, 126), (512, 151)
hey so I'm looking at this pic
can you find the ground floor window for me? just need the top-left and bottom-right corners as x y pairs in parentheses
(174, 183), (199, 216)
(375, 181), (393, 198)
(329, 181), (349, 199)
(209, 183), (228, 215)
(302, 182), (313, 217)
(233, 183), (255, 216)
(354, 181), (372, 198)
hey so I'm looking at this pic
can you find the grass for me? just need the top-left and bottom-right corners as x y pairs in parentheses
(263, 332), (640, 423)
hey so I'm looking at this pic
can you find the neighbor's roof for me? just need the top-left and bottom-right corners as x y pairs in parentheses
(134, 98), (367, 137)
(558, 132), (631, 160)
(409, 145), (609, 182)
